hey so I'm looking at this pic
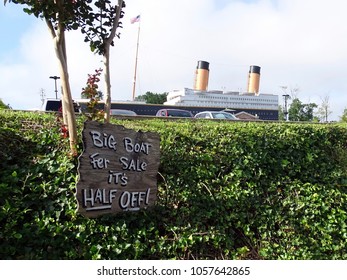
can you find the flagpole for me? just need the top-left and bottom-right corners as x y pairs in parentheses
(132, 20), (141, 101)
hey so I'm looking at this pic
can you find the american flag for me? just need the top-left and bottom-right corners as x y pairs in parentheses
(130, 15), (141, 24)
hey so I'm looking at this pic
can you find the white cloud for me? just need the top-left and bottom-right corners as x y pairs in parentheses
(1, 0), (347, 120)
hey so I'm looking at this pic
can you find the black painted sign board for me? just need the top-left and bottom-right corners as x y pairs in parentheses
(76, 121), (160, 218)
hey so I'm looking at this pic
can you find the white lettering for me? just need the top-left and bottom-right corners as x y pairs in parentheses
(131, 192), (139, 208)
(82, 188), (118, 208)
(119, 191), (131, 209)
(90, 130), (117, 150)
(123, 137), (151, 155)
(95, 189), (103, 203)
(83, 189), (94, 207)
(109, 189), (117, 203)
(118, 189), (151, 210)
(108, 171), (128, 186)
(145, 188), (150, 205)
(90, 153), (110, 169)
(119, 156), (147, 172)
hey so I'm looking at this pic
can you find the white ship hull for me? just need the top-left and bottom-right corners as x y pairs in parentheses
(165, 88), (279, 111)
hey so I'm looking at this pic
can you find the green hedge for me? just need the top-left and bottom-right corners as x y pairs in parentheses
(1, 111), (347, 259)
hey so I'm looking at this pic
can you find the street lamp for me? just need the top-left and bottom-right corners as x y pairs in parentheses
(49, 76), (60, 99)
(283, 94), (290, 121)
(280, 86), (290, 121)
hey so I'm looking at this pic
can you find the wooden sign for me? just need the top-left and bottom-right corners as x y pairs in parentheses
(76, 121), (160, 218)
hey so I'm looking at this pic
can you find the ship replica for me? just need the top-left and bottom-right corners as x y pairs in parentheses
(164, 61), (279, 120)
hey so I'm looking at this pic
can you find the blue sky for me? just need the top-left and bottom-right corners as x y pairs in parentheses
(1, 0), (347, 121)
(1, 4), (34, 55)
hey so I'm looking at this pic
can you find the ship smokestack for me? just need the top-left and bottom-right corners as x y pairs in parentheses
(247, 65), (261, 95)
(194, 60), (209, 91)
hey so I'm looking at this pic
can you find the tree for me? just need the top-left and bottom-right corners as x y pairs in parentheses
(289, 86), (300, 99)
(288, 98), (318, 122)
(136, 92), (168, 104)
(4, 1), (125, 151)
(288, 98), (301, 121)
(280, 85), (300, 121)
(5, 0), (81, 155)
(339, 108), (347, 122)
(77, 0), (125, 123)
(0, 99), (10, 110)
(278, 105), (285, 121)
(316, 95), (332, 122)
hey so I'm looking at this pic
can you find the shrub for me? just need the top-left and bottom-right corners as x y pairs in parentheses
(1, 111), (347, 259)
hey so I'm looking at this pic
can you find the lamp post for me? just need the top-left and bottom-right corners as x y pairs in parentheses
(283, 94), (290, 121)
(280, 86), (290, 121)
(49, 76), (60, 99)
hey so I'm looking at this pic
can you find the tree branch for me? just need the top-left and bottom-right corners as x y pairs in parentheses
(105, 0), (124, 48)
(46, 17), (56, 39)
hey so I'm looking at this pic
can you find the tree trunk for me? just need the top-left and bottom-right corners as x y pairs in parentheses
(53, 28), (78, 155)
(102, 0), (125, 123)
(60, 84), (68, 126)
(103, 44), (111, 123)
